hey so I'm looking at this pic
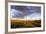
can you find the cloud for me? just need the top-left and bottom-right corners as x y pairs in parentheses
(10, 9), (23, 18)
(24, 13), (41, 20)
(10, 6), (41, 20)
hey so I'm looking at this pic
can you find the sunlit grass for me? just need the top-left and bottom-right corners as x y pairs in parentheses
(11, 20), (41, 28)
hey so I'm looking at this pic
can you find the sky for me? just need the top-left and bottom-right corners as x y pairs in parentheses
(10, 5), (41, 20)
